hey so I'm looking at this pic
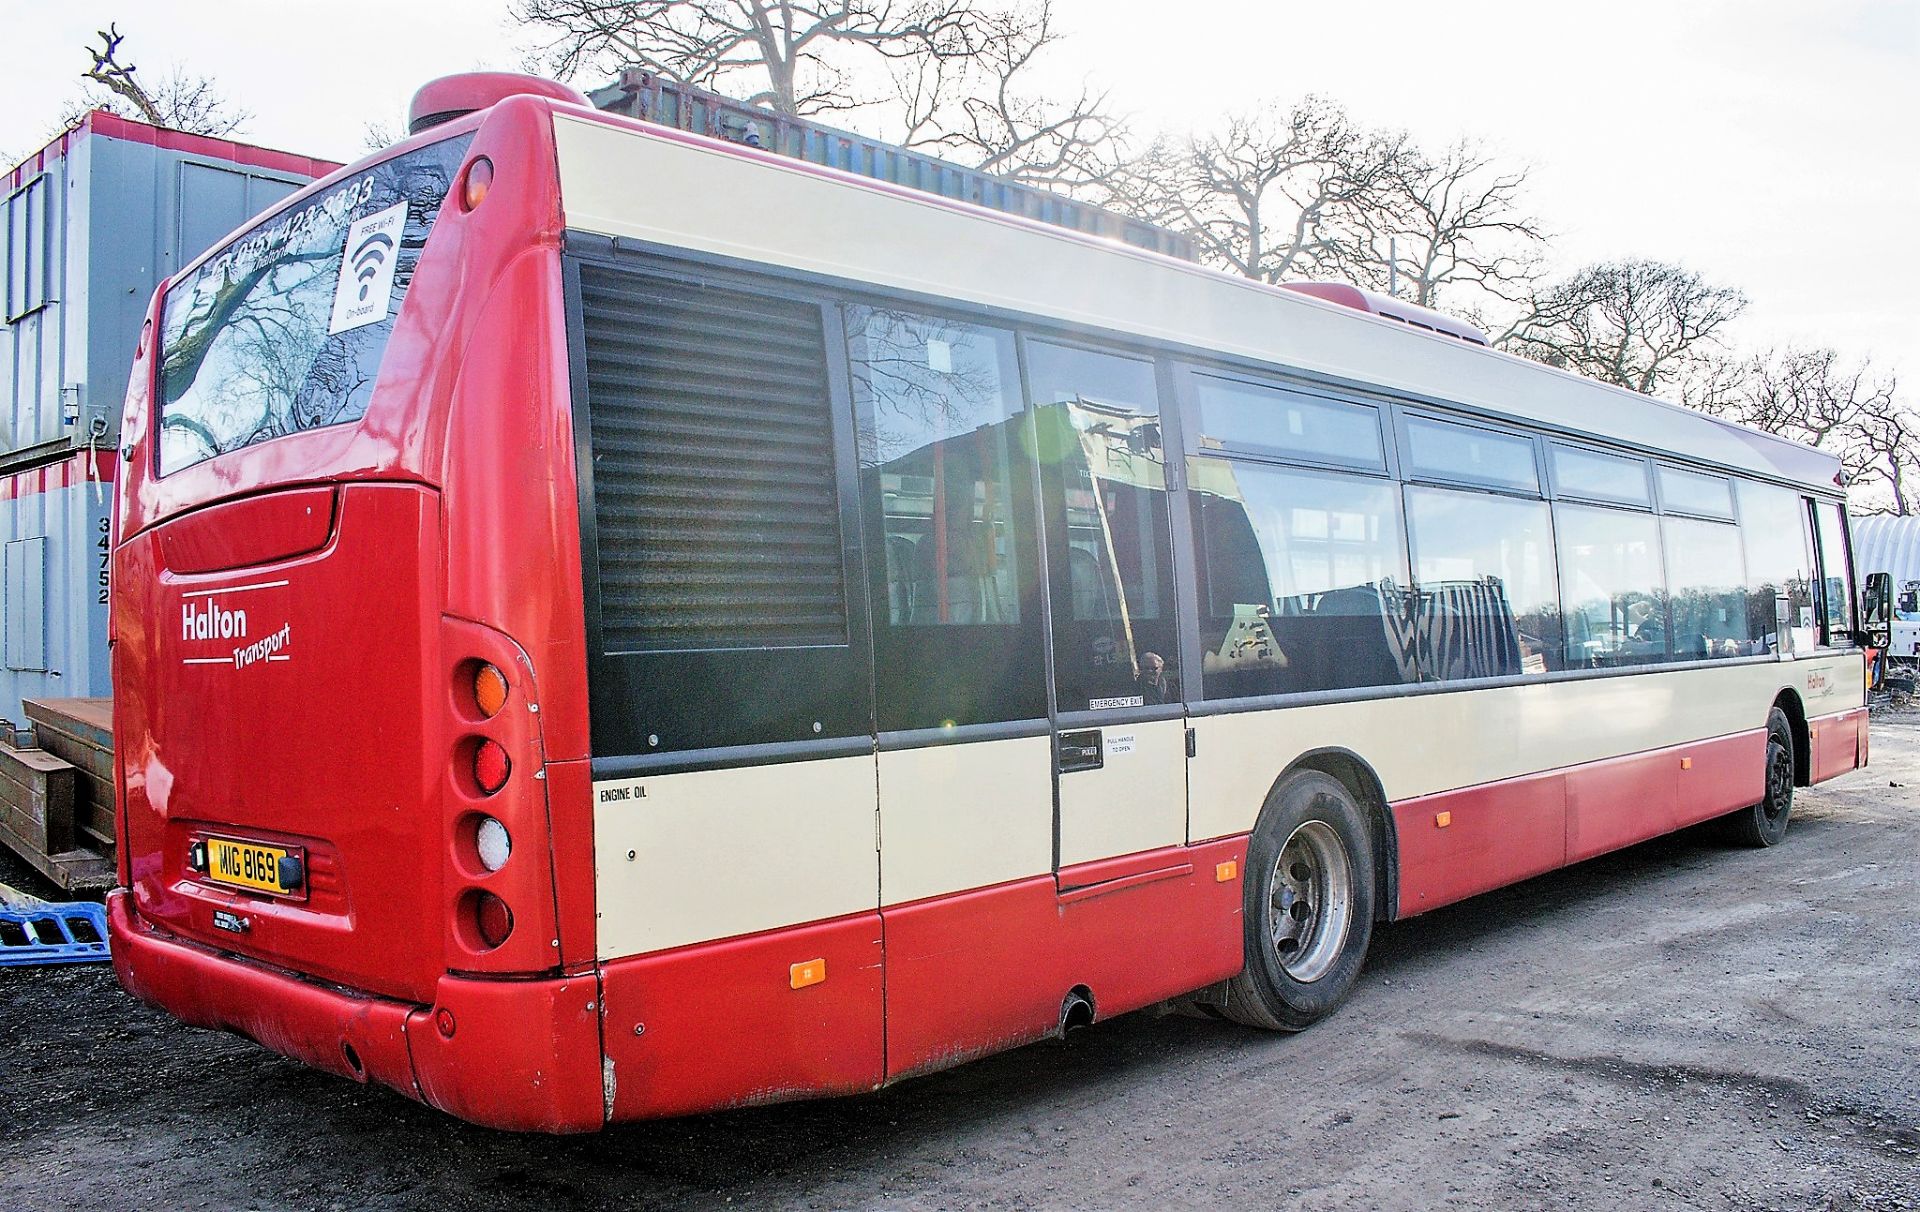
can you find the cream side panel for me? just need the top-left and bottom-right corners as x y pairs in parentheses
(551, 114), (1835, 490)
(1189, 656), (1861, 843)
(594, 755), (876, 960)
(879, 735), (1052, 906)
(1057, 718), (1187, 868)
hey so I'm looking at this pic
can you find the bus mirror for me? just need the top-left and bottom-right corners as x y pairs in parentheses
(1863, 571), (1892, 648)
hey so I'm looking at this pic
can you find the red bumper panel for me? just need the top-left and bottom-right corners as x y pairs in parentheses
(109, 891), (606, 1133)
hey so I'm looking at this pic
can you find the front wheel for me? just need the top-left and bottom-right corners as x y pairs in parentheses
(1221, 770), (1377, 1031)
(1725, 706), (1796, 848)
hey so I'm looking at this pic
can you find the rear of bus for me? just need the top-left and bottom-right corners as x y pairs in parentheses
(106, 77), (608, 1132)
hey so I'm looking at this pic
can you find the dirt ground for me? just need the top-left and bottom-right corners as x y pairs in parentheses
(4, 723), (1917, 1212)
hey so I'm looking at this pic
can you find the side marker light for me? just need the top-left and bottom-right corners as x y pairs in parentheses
(790, 958), (826, 989)
(461, 156), (494, 211)
(1435, 811), (1452, 828)
(1215, 860), (1238, 882)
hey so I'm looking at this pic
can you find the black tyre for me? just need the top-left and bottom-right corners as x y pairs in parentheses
(1221, 770), (1377, 1031)
(1725, 706), (1795, 848)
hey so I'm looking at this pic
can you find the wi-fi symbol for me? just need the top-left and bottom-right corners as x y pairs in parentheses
(349, 230), (396, 301)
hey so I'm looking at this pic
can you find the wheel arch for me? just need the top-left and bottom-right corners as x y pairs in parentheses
(1771, 687), (1811, 786)
(1269, 747), (1399, 923)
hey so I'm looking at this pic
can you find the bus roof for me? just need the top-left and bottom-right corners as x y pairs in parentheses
(546, 104), (1843, 497)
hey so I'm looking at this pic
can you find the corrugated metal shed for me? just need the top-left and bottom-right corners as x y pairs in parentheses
(0, 113), (336, 721)
(1853, 515), (1920, 589)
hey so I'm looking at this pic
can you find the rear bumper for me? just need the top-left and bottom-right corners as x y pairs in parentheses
(107, 891), (605, 1132)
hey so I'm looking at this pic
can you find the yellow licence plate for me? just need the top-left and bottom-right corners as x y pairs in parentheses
(205, 836), (297, 896)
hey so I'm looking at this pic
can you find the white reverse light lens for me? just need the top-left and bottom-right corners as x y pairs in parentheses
(475, 816), (512, 872)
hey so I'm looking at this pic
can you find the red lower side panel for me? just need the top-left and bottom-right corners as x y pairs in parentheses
(1811, 707), (1869, 784)
(1391, 771), (1567, 916)
(599, 913), (885, 1120)
(882, 839), (1246, 1081)
(1395, 729), (1766, 918)
(110, 891), (606, 1133)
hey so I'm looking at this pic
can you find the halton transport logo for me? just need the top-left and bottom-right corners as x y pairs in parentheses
(179, 580), (294, 670)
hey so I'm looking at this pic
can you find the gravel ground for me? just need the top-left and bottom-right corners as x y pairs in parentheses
(3, 723), (1917, 1212)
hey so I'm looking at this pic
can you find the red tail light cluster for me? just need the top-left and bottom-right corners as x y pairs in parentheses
(455, 658), (516, 950)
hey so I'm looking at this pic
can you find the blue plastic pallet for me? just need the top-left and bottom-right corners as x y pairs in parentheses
(0, 901), (110, 966)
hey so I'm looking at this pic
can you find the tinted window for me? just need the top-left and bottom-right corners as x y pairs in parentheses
(1190, 374), (1384, 469)
(1557, 504), (1666, 667)
(1553, 445), (1651, 506)
(1663, 516), (1754, 659)
(1192, 460), (1411, 699)
(1657, 466), (1735, 518)
(1813, 501), (1855, 645)
(1406, 487), (1560, 679)
(1737, 481), (1816, 652)
(1028, 342), (1180, 711)
(849, 307), (1045, 729)
(1405, 416), (1538, 492)
(157, 136), (471, 476)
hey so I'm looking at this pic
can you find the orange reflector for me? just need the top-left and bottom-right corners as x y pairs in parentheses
(462, 156), (494, 211)
(790, 958), (826, 989)
(1215, 860), (1238, 882)
(1435, 811), (1452, 828)
(1680, 757), (1693, 770)
(473, 662), (509, 718)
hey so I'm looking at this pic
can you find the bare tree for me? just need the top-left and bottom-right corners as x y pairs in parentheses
(515, 0), (978, 117)
(1496, 260), (1746, 395)
(516, 0), (1118, 189)
(1696, 348), (1917, 515)
(74, 24), (250, 136)
(887, 1), (1120, 190)
(1326, 140), (1547, 315)
(1103, 97), (1414, 284)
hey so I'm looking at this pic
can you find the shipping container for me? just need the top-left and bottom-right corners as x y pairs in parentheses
(587, 69), (1198, 262)
(0, 111), (336, 722)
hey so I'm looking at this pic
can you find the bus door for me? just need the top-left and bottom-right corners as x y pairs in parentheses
(1027, 343), (1189, 874)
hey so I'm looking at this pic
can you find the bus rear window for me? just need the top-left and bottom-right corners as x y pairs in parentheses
(155, 135), (472, 476)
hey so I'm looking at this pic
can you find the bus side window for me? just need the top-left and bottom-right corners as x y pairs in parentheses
(846, 307), (1046, 730)
(1555, 503), (1667, 669)
(1812, 500), (1856, 646)
(1404, 486), (1561, 681)
(1025, 342), (1180, 711)
(1190, 459), (1413, 698)
(1661, 515), (1751, 659)
(1736, 480), (1816, 652)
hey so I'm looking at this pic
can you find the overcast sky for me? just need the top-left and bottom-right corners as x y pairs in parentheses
(4, 0), (1914, 381)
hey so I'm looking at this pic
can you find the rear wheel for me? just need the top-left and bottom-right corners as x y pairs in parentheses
(1726, 706), (1795, 848)
(1221, 770), (1377, 1031)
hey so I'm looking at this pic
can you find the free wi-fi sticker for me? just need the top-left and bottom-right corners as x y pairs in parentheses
(327, 201), (409, 336)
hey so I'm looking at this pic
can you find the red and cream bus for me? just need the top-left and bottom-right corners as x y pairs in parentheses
(108, 73), (1877, 1132)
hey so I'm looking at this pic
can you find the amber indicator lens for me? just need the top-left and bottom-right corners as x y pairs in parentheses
(474, 891), (513, 949)
(462, 156), (494, 211)
(473, 739), (511, 795)
(473, 662), (509, 717)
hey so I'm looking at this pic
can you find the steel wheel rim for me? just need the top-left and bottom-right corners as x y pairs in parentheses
(1764, 739), (1793, 825)
(1270, 818), (1353, 983)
